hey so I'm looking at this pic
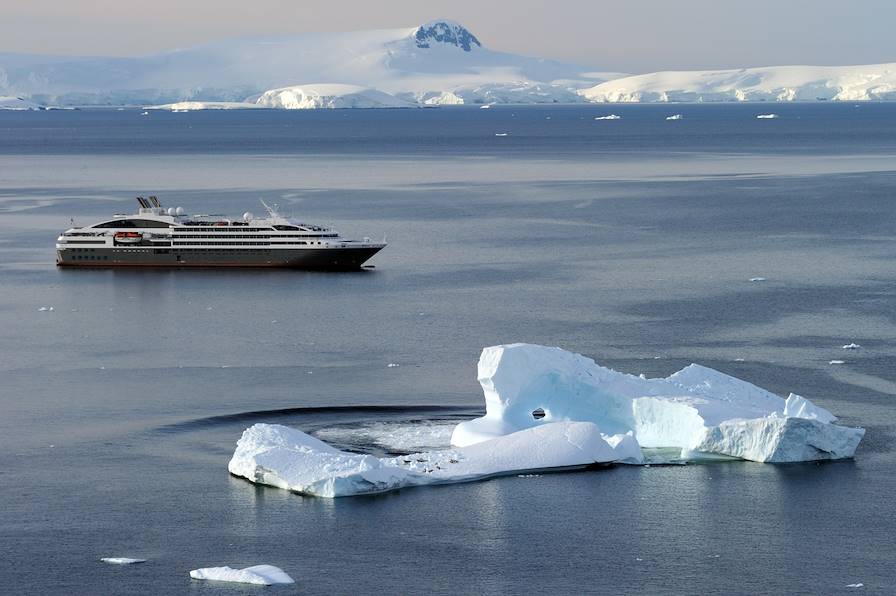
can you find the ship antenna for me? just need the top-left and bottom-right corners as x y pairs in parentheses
(259, 198), (278, 218)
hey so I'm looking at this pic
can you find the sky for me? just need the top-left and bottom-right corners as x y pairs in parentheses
(1, 0), (894, 72)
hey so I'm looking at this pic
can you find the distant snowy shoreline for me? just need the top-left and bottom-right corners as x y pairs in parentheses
(3, 19), (894, 109)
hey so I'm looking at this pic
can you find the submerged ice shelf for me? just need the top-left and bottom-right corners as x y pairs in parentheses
(229, 344), (864, 497)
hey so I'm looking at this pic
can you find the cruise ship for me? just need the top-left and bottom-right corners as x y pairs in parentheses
(56, 197), (386, 269)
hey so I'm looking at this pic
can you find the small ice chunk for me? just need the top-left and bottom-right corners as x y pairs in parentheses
(37, 306), (54, 311)
(665, 114), (683, 120)
(594, 114), (621, 120)
(480, 104), (492, 109)
(749, 277), (766, 282)
(842, 343), (861, 349)
(756, 113), (778, 119)
(101, 557), (146, 565)
(494, 132), (508, 136)
(189, 564), (294, 585)
(387, 363), (400, 368)
(846, 583), (864, 588)
(829, 360), (845, 365)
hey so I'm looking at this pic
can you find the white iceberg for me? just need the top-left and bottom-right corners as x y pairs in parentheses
(251, 84), (415, 109)
(229, 420), (642, 498)
(842, 343), (861, 350)
(190, 564), (294, 585)
(101, 557), (146, 565)
(756, 113), (779, 119)
(665, 114), (683, 120)
(594, 114), (621, 120)
(451, 344), (864, 463)
(145, 101), (267, 111)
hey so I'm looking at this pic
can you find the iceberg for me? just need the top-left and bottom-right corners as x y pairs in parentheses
(452, 344), (864, 463)
(144, 101), (267, 111)
(229, 420), (641, 498)
(189, 564), (294, 585)
(251, 84), (415, 110)
(101, 557), (146, 565)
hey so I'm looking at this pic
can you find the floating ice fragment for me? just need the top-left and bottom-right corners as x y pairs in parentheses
(665, 114), (683, 120)
(846, 583), (864, 588)
(594, 114), (621, 120)
(140, 111), (149, 116)
(842, 343), (861, 349)
(829, 360), (846, 365)
(101, 557), (146, 565)
(494, 132), (508, 136)
(37, 306), (54, 311)
(480, 104), (492, 109)
(387, 363), (400, 368)
(229, 420), (642, 497)
(749, 277), (766, 282)
(756, 113), (778, 119)
(190, 564), (294, 585)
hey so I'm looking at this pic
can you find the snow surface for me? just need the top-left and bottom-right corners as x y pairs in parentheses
(252, 84), (414, 109)
(451, 344), (864, 463)
(0, 20), (609, 107)
(101, 558), (146, 565)
(229, 421), (642, 498)
(145, 101), (266, 111)
(579, 63), (896, 103)
(0, 96), (42, 110)
(190, 565), (294, 585)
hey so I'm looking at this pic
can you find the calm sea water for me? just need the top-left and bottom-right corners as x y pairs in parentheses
(1, 104), (894, 595)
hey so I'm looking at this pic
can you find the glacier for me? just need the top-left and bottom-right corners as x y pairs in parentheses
(579, 63), (896, 103)
(0, 20), (606, 107)
(452, 344), (864, 463)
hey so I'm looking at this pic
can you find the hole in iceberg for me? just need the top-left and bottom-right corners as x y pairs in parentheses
(531, 408), (546, 420)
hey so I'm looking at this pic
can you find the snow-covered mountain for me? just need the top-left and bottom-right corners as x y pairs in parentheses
(0, 20), (610, 106)
(579, 63), (896, 103)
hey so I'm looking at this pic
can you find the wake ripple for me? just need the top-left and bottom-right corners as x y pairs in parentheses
(154, 404), (479, 434)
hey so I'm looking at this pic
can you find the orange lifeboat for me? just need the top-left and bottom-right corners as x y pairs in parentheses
(114, 231), (143, 244)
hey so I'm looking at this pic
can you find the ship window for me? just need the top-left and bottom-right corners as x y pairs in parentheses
(94, 219), (169, 228)
(273, 225), (300, 231)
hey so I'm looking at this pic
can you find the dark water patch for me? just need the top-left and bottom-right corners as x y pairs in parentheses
(154, 404), (479, 434)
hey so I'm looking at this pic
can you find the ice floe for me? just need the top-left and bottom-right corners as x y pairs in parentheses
(451, 344), (863, 463)
(830, 360), (846, 365)
(190, 564), (294, 585)
(101, 557), (146, 565)
(842, 343), (861, 350)
(37, 306), (54, 312)
(229, 420), (641, 497)
(749, 277), (766, 282)
(756, 113), (779, 119)
(665, 114), (683, 120)
(594, 114), (621, 120)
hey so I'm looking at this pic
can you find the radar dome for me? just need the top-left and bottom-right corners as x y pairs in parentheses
(166, 207), (176, 215)
(243, 212), (254, 222)
(175, 207), (185, 216)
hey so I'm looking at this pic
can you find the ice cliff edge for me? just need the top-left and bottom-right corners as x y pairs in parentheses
(452, 344), (864, 463)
